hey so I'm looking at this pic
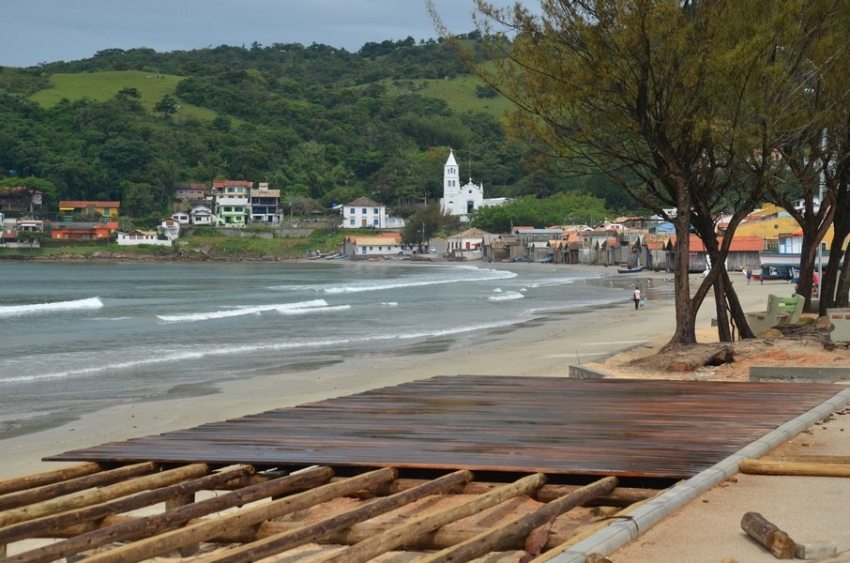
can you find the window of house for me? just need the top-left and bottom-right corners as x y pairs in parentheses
(349, 208), (354, 214)
(349, 219), (355, 226)
(362, 208), (367, 214)
(373, 208), (378, 214)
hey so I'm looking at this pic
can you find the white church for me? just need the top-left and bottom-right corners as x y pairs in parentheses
(440, 150), (507, 222)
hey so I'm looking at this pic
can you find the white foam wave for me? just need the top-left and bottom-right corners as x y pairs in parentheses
(378, 302), (398, 306)
(157, 299), (330, 323)
(488, 291), (525, 302)
(272, 267), (517, 295)
(0, 297), (103, 318)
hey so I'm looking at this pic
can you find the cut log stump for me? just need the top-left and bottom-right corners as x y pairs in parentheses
(740, 511), (796, 559)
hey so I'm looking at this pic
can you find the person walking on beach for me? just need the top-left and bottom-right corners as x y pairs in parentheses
(746, 268), (752, 285)
(632, 286), (642, 310)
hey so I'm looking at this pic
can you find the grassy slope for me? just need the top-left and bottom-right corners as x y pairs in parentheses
(29, 69), (510, 122)
(29, 70), (217, 120)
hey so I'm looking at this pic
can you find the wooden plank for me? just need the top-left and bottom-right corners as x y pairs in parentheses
(45, 378), (842, 480)
(0, 465), (253, 546)
(195, 470), (473, 563)
(418, 476), (618, 563)
(5, 466), (335, 563)
(740, 459), (850, 477)
(80, 467), (396, 563)
(311, 472), (547, 563)
(0, 463), (101, 496)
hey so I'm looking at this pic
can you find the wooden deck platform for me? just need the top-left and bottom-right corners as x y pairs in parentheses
(49, 376), (840, 479)
(1, 376), (842, 562)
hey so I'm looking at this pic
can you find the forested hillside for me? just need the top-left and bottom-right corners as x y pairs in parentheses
(0, 34), (628, 221)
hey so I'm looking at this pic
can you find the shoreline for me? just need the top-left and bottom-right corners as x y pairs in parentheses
(0, 265), (786, 480)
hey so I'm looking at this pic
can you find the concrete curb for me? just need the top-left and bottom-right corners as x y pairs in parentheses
(568, 342), (649, 379)
(547, 386), (850, 563)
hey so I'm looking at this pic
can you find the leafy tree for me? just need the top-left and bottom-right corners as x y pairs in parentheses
(402, 202), (450, 250)
(154, 94), (179, 119)
(442, 0), (830, 346)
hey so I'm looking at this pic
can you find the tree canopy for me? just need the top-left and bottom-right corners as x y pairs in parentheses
(442, 0), (847, 346)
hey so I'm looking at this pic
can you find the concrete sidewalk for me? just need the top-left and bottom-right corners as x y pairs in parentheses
(553, 385), (850, 563)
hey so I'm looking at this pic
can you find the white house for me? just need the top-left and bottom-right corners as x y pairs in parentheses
(117, 230), (172, 246)
(342, 234), (404, 257)
(159, 218), (181, 240)
(171, 212), (190, 225)
(447, 227), (492, 260)
(439, 150), (506, 222)
(190, 204), (214, 226)
(341, 197), (388, 229)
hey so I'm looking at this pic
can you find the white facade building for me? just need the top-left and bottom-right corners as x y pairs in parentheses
(440, 150), (506, 222)
(341, 197), (388, 229)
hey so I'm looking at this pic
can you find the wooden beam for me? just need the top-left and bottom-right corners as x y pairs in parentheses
(5, 465), (335, 563)
(81, 467), (395, 563)
(194, 469), (473, 563)
(0, 461), (159, 528)
(740, 459), (850, 478)
(418, 476), (618, 563)
(0, 465), (253, 546)
(0, 463), (101, 496)
(345, 477), (654, 507)
(310, 472), (547, 563)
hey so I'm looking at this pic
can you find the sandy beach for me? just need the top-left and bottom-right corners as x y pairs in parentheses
(1, 266), (785, 480)
(5, 265), (849, 563)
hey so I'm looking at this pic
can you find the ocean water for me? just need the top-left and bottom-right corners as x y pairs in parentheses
(0, 260), (644, 439)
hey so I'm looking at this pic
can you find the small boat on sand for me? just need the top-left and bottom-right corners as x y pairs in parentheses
(617, 265), (645, 274)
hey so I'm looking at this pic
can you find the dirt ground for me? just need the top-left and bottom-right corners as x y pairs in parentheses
(594, 316), (850, 381)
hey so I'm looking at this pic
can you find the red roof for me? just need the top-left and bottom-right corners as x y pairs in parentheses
(671, 235), (763, 252)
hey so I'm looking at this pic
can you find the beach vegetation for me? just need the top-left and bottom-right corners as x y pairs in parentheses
(443, 0), (846, 347)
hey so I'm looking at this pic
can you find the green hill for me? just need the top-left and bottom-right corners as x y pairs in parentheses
(29, 70), (217, 120)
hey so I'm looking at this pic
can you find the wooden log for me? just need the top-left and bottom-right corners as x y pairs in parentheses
(342, 477), (654, 507)
(166, 494), (198, 557)
(312, 472), (547, 563)
(768, 455), (850, 465)
(418, 476), (618, 563)
(0, 461), (157, 512)
(0, 465), (253, 545)
(81, 467), (395, 563)
(56, 511), (585, 552)
(740, 511), (796, 559)
(0, 462), (158, 528)
(193, 469), (473, 563)
(5, 465), (335, 563)
(740, 459), (850, 478)
(0, 463), (102, 496)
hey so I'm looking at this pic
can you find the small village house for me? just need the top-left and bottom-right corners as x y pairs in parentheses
(174, 183), (207, 201)
(189, 204), (214, 226)
(58, 200), (119, 220)
(341, 197), (389, 229)
(341, 232), (403, 258)
(51, 221), (118, 241)
(0, 186), (42, 214)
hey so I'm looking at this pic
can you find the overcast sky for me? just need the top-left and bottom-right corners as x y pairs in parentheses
(3, 0), (521, 68)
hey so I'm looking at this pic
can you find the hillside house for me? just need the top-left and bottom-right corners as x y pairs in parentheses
(211, 180), (252, 197)
(250, 183), (280, 224)
(58, 201), (120, 220)
(0, 186), (41, 213)
(51, 221), (118, 241)
(215, 196), (248, 227)
(190, 204), (214, 226)
(341, 197), (388, 229)
(174, 183), (206, 201)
